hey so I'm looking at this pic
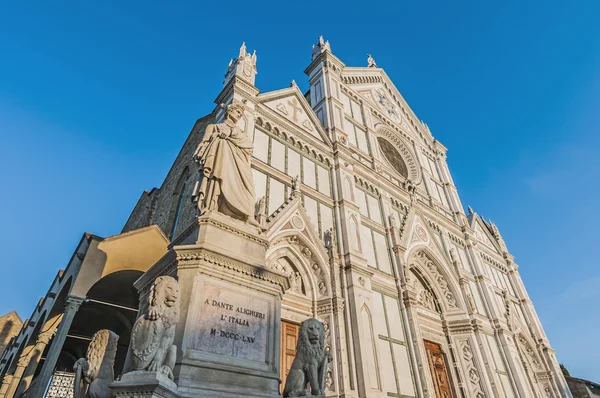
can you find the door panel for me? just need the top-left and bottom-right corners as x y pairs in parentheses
(280, 321), (300, 393)
(424, 340), (455, 398)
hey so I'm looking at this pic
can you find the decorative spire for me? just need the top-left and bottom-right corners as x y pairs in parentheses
(367, 53), (378, 68)
(290, 79), (297, 88)
(312, 35), (331, 60)
(489, 219), (508, 253)
(223, 41), (258, 86)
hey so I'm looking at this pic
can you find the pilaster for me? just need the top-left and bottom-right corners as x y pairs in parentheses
(33, 296), (83, 398)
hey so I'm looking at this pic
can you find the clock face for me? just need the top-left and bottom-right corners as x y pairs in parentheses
(243, 61), (253, 77)
(375, 89), (400, 121)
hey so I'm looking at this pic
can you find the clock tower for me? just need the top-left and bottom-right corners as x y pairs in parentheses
(223, 42), (257, 87)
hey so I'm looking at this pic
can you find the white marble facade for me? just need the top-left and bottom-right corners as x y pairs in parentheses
(213, 38), (570, 398)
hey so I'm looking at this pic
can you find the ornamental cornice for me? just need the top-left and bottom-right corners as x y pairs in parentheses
(177, 252), (289, 289)
(199, 216), (269, 247)
(427, 219), (442, 234)
(254, 110), (333, 165)
(341, 73), (382, 86)
(448, 233), (466, 247)
(371, 280), (399, 298)
(354, 175), (380, 196)
(214, 76), (260, 106)
(479, 252), (508, 273)
(445, 319), (474, 335)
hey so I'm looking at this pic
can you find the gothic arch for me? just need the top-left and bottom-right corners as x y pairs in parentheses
(266, 231), (332, 300)
(166, 166), (190, 240)
(348, 214), (360, 252)
(344, 176), (354, 201)
(359, 304), (380, 391)
(407, 267), (442, 313)
(512, 326), (553, 397)
(407, 248), (463, 313)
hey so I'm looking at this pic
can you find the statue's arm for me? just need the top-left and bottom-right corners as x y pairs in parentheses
(193, 124), (216, 160)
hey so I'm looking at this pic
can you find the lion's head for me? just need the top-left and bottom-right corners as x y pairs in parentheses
(148, 276), (180, 327)
(297, 318), (326, 361)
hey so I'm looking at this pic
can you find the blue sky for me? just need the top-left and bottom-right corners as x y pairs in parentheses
(1, 0), (599, 381)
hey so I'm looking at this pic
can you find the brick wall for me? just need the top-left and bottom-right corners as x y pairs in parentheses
(122, 113), (215, 241)
(0, 312), (22, 357)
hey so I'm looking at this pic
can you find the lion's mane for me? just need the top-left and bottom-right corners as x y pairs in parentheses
(148, 276), (180, 327)
(86, 330), (118, 382)
(297, 318), (325, 363)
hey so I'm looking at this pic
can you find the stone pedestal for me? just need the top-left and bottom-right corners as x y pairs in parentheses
(111, 371), (180, 398)
(143, 212), (289, 398)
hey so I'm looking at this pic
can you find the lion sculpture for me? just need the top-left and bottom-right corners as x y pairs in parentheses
(283, 318), (331, 397)
(125, 275), (180, 380)
(73, 329), (119, 398)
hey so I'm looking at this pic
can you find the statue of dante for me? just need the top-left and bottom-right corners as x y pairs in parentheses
(193, 102), (260, 227)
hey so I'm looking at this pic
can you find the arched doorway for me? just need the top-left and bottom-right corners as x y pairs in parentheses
(266, 231), (334, 394)
(404, 249), (464, 398)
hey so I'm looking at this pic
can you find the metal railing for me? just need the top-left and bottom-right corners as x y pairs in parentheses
(43, 372), (74, 398)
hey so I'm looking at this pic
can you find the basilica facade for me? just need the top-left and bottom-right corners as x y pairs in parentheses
(0, 38), (570, 398)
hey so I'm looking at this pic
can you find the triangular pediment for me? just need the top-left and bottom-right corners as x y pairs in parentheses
(401, 209), (450, 267)
(265, 194), (329, 264)
(469, 215), (502, 255)
(258, 87), (332, 146)
(341, 67), (435, 146)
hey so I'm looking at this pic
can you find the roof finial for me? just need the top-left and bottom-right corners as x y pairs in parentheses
(239, 42), (247, 58)
(367, 53), (377, 68)
(312, 35), (331, 60)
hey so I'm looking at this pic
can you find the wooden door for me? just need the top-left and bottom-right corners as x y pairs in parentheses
(424, 340), (455, 398)
(280, 321), (300, 393)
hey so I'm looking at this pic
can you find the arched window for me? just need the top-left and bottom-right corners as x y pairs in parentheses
(167, 167), (190, 240)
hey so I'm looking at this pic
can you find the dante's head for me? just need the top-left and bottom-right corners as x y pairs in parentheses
(227, 102), (245, 122)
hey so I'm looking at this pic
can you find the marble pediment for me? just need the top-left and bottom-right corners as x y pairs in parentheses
(341, 68), (435, 147)
(258, 87), (332, 146)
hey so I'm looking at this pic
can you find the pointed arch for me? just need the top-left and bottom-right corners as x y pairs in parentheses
(344, 176), (355, 201)
(166, 166), (190, 240)
(348, 214), (360, 251)
(408, 267), (442, 313)
(266, 231), (332, 299)
(406, 247), (463, 313)
(360, 304), (380, 390)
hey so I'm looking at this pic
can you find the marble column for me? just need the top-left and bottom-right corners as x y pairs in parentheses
(3, 355), (31, 398)
(33, 297), (83, 397)
(14, 331), (55, 397)
(0, 375), (13, 397)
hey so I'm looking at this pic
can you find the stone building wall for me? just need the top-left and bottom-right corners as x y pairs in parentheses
(123, 114), (214, 239)
(0, 312), (22, 358)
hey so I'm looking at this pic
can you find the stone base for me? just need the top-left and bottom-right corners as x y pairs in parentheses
(111, 371), (180, 398)
(138, 211), (290, 398)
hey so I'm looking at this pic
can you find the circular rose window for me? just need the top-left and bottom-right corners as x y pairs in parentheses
(377, 137), (408, 178)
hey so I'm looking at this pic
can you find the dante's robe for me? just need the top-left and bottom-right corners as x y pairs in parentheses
(197, 122), (256, 219)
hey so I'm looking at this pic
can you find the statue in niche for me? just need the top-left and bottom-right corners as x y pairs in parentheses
(73, 329), (119, 398)
(283, 318), (331, 397)
(193, 102), (261, 227)
(125, 276), (180, 380)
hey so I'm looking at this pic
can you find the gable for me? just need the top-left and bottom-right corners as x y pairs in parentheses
(401, 210), (450, 267)
(473, 219), (501, 254)
(258, 87), (331, 145)
(341, 68), (435, 147)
